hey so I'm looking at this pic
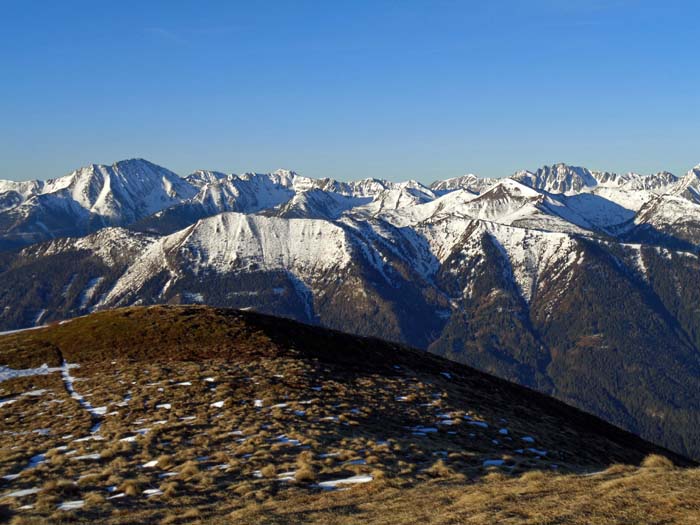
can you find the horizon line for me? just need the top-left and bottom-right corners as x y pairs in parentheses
(2, 157), (699, 185)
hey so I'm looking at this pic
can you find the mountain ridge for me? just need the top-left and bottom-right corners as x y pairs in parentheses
(1, 159), (700, 461)
(1, 305), (697, 523)
(2, 159), (696, 252)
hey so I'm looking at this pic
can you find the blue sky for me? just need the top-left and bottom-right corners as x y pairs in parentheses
(1, 0), (698, 182)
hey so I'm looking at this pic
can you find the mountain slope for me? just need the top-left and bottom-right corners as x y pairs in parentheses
(0, 306), (694, 523)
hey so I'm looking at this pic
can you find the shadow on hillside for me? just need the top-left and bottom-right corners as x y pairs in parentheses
(621, 223), (699, 253)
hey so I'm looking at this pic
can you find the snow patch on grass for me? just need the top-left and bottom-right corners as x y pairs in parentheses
(317, 474), (373, 490)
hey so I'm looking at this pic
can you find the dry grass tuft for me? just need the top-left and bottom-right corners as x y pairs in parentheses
(119, 479), (142, 497)
(84, 491), (105, 509)
(260, 464), (276, 478)
(641, 454), (675, 470)
(295, 466), (317, 483)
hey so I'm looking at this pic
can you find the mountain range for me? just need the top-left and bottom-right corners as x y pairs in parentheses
(1, 158), (699, 459)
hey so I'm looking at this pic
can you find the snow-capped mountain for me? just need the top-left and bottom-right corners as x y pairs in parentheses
(1, 158), (700, 459)
(3, 159), (697, 248)
(512, 164), (600, 195)
(430, 173), (499, 195)
(0, 159), (196, 247)
(265, 189), (371, 220)
(511, 163), (679, 195)
(674, 165), (700, 204)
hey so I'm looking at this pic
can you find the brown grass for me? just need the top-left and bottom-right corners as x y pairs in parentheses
(205, 464), (700, 525)
(642, 453), (675, 470)
(294, 466), (316, 483)
(1, 305), (697, 524)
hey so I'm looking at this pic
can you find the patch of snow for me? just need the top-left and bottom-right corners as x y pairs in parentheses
(33, 309), (47, 325)
(410, 426), (438, 433)
(277, 470), (296, 482)
(72, 453), (101, 461)
(78, 277), (104, 310)
(25, 389), (48, 396)
(182, 292), (204, 303)
(27, 453), (46, 468)
(275, 434), (301, 446)
(60, 361), (104, 431)
(3, 487), (40, 498)
(317, 474), (373, 489)
(57, 500), (84, 511)
(0, 363), (63, 383)
(0, 324), (48, 336)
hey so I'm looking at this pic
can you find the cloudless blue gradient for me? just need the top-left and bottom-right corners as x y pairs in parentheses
(1, 0), (698, 182)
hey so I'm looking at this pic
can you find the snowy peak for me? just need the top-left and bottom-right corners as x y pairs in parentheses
(430, 173), (498, 194)
(622, 171), (678, 191)
(388, 176), (585, 234)
(269, 189), (370, 220)
(3, 159), (196, 221)
(513, 164), (598, 195)
(73, 159), (196, 217)
(587, 170), (678, 191)
(675, 166), (700, 203)
(3, 158), (700, 251)
(486, 177), (544, 199)
(185, 170), (229, 187)
(352, 186), (436, 216)
(467, 177), (545, 216)
(456, 178), (589, 232)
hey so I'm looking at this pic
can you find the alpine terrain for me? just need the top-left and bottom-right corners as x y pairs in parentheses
(0, 306), (697, 524)
(1, 159), (700, 462)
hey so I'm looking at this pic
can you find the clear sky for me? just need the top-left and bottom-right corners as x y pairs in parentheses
(1, 0), (698, 183)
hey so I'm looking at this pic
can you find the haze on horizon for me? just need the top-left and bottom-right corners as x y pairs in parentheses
(1, 0), (698, 183)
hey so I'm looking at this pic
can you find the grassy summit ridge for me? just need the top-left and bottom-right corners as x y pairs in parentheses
(0, 305), (696, 524)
